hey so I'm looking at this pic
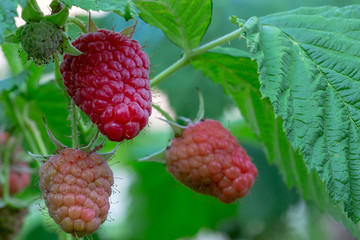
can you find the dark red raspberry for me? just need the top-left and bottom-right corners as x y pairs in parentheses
(165, 119), (257, 203)
(39, 148), (114, 237)
(60, 29), (151, 142)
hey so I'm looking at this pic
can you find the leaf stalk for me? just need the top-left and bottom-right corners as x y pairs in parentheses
(150, 27), (245, 87)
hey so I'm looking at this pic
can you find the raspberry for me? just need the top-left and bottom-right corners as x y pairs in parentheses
(0, 206), (28, 240)
(0, 132), (30, 196)
(165, 119), (257, 203)
(0, 162), (31, 196)
(20, 20), (63, 64)
(60, 29), (152, 142)
(39, 148), (114, 237)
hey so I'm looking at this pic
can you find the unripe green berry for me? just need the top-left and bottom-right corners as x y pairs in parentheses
(20, 20), (63, 65)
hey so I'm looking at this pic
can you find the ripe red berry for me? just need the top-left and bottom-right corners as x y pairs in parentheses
(165, 119), (257, 203)
(39, 148), (114, 237)
(60, 29), (151, 142)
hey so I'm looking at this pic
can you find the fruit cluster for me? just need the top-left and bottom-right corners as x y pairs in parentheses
(3, 1), (259, 238)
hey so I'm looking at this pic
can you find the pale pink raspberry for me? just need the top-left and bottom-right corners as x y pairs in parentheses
(39, 148), (114, 237)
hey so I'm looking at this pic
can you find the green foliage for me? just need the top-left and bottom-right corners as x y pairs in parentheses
(191, 47), (360, 237)
(60, 0), (136, 20)
(129, 162), (238, 240)
(134, 0), (212, 52)
(238, 5), (360, 222)
(0, 1), (21, 44)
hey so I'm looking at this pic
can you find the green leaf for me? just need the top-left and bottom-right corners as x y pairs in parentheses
(129, 161), (237, 240)
(60, 0), (137, 20)
(0, 72), (28, 92)
(21, 0), (44, 22)
(240, 5), (360, 222)
(134, 0), (212, 52)
(191, 47), (360, 238)
(1, 43), (43, 98)
(1, 43), (24, 75)
(0, 1), (20, 44)
(29, 82), (72, 150)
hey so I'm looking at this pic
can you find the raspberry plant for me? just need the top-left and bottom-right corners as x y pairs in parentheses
(1, 0), (360, 239)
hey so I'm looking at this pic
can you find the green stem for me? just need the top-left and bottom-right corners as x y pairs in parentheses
(55, 54), (79, 149)
(54, 57), (65, 90)
(71, 101), (79, 149)
(152, 103), (175, 122)
(4, 94), (39, 154)
(23, 104), (48, 156)
(150, 56), (188, 87)
(150, 27), (245, 87)
(67, 17), (88, 34)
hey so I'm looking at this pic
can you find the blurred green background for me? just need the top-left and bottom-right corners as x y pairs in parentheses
(1, 0), (359, 239)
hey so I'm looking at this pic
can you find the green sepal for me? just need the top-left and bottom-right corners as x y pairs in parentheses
(151, 103), (186, 137)
(100, 144), (120, 161)
(151, 103), (175, 122)
(120, 21), (137, 38)
(5, 25), (25, 43)
(43, 118), (67, 151)
(137, 147), (166, 164)
(49, 0), (62, 13)
(61, 32), (83, 56)
(193, 89), (205, 123)
(43, 5), (69, 27)
(81, 130), (100, 153)
(67, 17), (87, 34)
(4, 33), (20, 44)
(158, 118), (186, 138)
(21, 0), (44, 23)
(88, 12), (98, 33)
(88, 138), (106, 153)
(28, 151), (51, 163)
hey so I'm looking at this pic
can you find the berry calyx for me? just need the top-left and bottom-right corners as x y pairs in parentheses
(165, 119), (258, 203)
(60, 29), (152, 142)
